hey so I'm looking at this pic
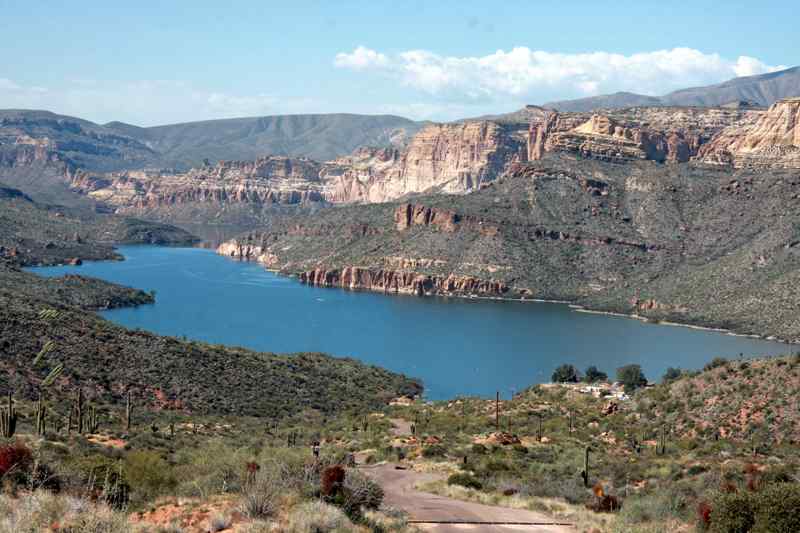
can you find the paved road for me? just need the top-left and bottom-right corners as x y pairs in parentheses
(363, 463), (573, 532)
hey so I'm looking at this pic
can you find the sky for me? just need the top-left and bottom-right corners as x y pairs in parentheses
(0, 0), (796, 125)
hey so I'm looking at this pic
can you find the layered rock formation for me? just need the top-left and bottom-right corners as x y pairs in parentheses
(529, 107), (763, 164)
(298, 267), (509, 297)
(696, 98), (800, 168)
(324, 121), (529, 203)
(67, 156), (328, 212)
(5, 102), (800, 229)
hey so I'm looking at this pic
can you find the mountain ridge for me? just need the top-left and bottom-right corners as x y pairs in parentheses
(544, 66), (800, 112)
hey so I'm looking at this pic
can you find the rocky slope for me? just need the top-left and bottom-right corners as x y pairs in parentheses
(696, 97), (800, 168)
(5, 99), (800, 233)
(0, 110), (421, 171)
(0, 183), (197, 267)
(0, 189), (421, 417)
(218, 154), (800, 342)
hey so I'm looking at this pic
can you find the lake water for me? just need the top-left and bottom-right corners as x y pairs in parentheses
(29, 245), (788, 400)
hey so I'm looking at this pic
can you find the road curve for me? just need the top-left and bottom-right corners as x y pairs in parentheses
(362, 463), (574, 533)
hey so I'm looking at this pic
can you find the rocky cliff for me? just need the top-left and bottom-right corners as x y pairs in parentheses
(68, 156), (328, 212)
(324, 121), (528, 203)
(696, 98), (800, 168)
(529, 107), (763, 164)
(216, 154), (800, 341)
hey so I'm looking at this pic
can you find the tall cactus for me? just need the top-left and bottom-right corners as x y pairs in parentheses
(581, 446), (591, 487)
(125, 390), (132, 432)
(657, 426), (668, 455)
(1, 391), (17, 438)
(36, 395), (47, 436)
(537, 413), (544, 442)
(75, 388), (85, 434)
(87, 405), (99, 434)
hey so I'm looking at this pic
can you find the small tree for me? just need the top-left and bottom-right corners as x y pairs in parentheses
(583, 366), (608, 383)
(662, 367), (682, 383)
(552, 364), (580, 383)
(617, 364), (647, 393)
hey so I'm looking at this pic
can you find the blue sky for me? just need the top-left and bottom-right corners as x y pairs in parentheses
(0, 0), (796, 125)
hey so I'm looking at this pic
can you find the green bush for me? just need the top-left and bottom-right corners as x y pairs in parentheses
(583, 366), (607, 383)
(471, 443), (487, 455)
(704, 357), (728, 372)
(617, 364), (648, 393)
(422, 444), (446, 458)
(447, 473), (483, 490)
(552, 364), (580, 383)
(751, 483), (800, 533)
(663, 367), (683, 382)
(123, 450), (177, 503)
(709, 491), (755, 533)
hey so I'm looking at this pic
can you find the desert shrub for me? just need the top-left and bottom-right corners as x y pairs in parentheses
(583, 366), (608, 383)
(421, 444), (446, 458)
(617, 364), (648, 393)
(704, 357), (728, 372)
(287, 500), (350, 532)
(663, 367), (683, 382)
(471, 443), (487, 455)
(687, 465), (708, 476)
(363, 508), (411, 533)
(333, 470), (384, 521)
(619, 487), (689, 525)
(321, 465), (346, 496)
(552, 364), (580, 383)
(709, 491), (755, 533)
(0, 441), (33, 487)
(123, 450), (176, 503)
(447, 473), (482, 490)
(0, 492), (132, 533)
(240, 471), (283, 519)
(751, 483), (800, 533)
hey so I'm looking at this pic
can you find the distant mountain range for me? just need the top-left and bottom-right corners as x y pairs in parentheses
(0, 110), (421, 171)
(544, 66), (800, 112)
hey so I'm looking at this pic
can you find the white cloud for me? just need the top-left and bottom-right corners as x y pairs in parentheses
(334, 46), (389, 70)
(333, 46), (786, 103)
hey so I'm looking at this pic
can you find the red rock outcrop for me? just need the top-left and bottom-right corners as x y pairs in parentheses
(393, 203), (500, 236)
(298, 266), (509, 297)
(696, 98), (800, 169)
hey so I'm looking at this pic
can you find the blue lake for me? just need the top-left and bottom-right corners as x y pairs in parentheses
(29, 245), (788, 400)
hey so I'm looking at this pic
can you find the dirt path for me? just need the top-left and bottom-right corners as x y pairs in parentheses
(363, 464), (573, 532)
(361, 419), (574, 532)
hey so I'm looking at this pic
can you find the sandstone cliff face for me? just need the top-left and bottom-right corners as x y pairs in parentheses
(324, 121), (528, 203)
(530, 107), (762, 164)
(298, 266), (510, 297)
(696, 98), (800, 169)
(67, 156), (327, 211)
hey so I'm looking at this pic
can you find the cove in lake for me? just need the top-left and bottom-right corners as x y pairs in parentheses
(29, 245), (787, 400)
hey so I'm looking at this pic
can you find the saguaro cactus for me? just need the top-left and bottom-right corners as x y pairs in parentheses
(1, 391), (17, 438)
(581, 446), (591, 487)
(87, 405), (99, 434)
(537, 413), (544, 442)
(657, 426), (668, 455)
(75, 388), (85, 434)
(125, 390), (132, 432)
(36, 395), (47, 436)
